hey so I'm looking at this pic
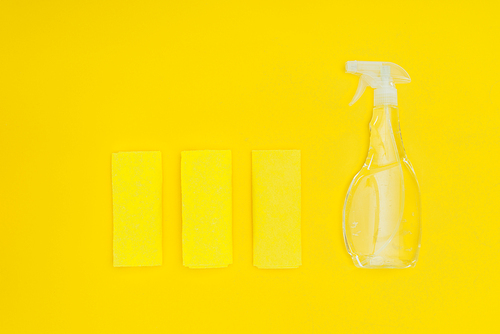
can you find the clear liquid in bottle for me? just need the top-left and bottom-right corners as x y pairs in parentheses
(343, 105), (421, 268)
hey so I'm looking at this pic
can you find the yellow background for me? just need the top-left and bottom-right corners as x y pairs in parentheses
(0, 1), (499, 333)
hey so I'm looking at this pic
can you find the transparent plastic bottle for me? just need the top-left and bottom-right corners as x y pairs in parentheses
(343, 61), (421, 268)
(343, 105), (421, 268)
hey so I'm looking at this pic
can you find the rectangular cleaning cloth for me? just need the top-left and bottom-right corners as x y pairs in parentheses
(252, 150), (302, 268)
(112, 151), (162, 267)
(181, 150), (232, 268)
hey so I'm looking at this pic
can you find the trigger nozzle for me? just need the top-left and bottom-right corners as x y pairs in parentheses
(345, 60), (411, 107)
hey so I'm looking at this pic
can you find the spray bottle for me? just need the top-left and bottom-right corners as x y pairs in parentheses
(343, 61), (421, 268)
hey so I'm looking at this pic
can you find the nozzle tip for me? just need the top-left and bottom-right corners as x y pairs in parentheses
(346, 61), (357, 73)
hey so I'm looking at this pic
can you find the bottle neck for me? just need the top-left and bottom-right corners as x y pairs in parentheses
(365, 105), (406, 169)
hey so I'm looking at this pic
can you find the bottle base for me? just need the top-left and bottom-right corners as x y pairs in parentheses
(351, 255), (417, 269)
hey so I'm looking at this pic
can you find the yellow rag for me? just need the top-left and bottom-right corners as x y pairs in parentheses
(112, 151), (162, 267)
(252, 150), (301, 269)
(181, 150), (232, 268)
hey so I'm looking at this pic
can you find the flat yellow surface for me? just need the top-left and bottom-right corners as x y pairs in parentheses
(0, 1), (499, 333)
(253, 150), (301, 268)
(112, 152), (162, 267)
(181, 150), (232, 268)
